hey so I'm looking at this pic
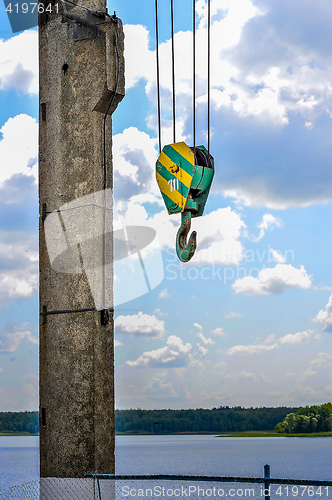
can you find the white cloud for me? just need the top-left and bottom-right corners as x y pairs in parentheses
(226, 341), (278, 356)
(122, 0), (332, 209)
(0, 228), (38, 306)
(189, 207), (246, 265)
(212, 327), (226, 336)
(226, 370), (256, 381)
(313, 293), (332, 332)
(226, 328), (317, 357)
(232, 263), (312, 295)
(0, 115), (38, 185)
(288, 384), (332, 403)
(159, 288), (171, 299)
(113, 127), (158, 201)
(280, 330), (314, 345)
(114, 311), (165, 339)
(269, 249), (286, 264)
(143, 372), (180, 399)
(197, 344), (209, 357)
(196, 332), (215, 345)
(0, 31), (38, 94)
(125, 335), (193, 368)
(224, 311), (243, 319)
(301, 353), (332, 380)
(0, 322), (38, 353)
(154, 308), (167, 317)
(253, 214), (283, 242)
(114, 340), (123, 347)
(193, 323), (203, 331)
(118, 196), (246, 266)
(123, 25), (155, 91)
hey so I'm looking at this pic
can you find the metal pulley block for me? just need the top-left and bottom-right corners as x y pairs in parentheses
(156, 142), (214, 262)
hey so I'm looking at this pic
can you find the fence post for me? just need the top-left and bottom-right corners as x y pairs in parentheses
(264, 464), (270, 500)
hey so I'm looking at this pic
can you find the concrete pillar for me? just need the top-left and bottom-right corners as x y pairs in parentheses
(38, 0), (124, 478)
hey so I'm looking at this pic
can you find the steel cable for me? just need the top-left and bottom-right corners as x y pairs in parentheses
(207, 0), (211, 157)
(155, 0), (162, 154)
(171, 0), (176, 143)
(193, 0), (196, 157)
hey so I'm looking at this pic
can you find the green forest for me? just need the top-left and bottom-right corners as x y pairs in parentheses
(4, 405), (332, 435)
(0, 411), (39, 434)
(115, 407), (298, 434)
(275, 403), (332, 434)
(0, 407), (298, 435)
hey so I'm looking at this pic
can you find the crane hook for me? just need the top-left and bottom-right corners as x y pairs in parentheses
(176, 211), (196, 262)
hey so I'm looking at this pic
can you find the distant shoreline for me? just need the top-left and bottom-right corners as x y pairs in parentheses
(217, 432), (332, 437)
(0, 432), (39, 436)
(1, 431), (331, 437)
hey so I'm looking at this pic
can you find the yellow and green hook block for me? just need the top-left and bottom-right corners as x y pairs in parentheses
(156, 142), (214, 263)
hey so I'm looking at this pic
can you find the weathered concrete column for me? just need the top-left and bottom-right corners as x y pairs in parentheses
(38, 0), (124, 478)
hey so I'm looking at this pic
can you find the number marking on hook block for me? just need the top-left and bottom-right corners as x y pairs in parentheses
(168, 178), (179, 192)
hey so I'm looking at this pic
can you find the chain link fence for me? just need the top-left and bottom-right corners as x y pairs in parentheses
(1, 468), (332, 500)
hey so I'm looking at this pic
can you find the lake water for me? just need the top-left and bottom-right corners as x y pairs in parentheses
(0, 435), (331, 489)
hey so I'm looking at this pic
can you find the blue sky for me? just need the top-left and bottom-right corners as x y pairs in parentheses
(0, 0), (332, 411)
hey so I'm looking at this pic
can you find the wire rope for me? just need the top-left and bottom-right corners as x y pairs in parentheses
(155, 0), (162, 154)
(171, 0), (176, 143)
(193, 0), (196, 157)
(207, 0), (211, 157)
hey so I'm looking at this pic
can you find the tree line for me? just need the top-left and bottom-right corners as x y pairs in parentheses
(115, 407), (298, 433)
(4, 406), (323, 435)
(274, 403), (332, 434)
(0, 407), (297, 434)
(0, 411), (39, 434)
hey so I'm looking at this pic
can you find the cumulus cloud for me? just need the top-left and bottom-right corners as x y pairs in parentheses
(212, 327), (226, 336)
(123, 0), (332, 208)
(0, 115), (38, 185)
(226, 339), (278, 356)
(226, 329), (318, 357)
(301, 352), (332, 380)
(143, 372), (180, 399)
(0, 322), (38, 354)
(197, 344), (209, 357)
(0, 31), (38, 94)
(189, 207), (245, 265)
(193, 323), (203, 331)
(253, 214), (283, 242)
(269, 249), (286, 264)
(313, 293), (332, 332)
(232, 263), (312, 295)
(114, 311), (165, 339)
(224, 311), (243, 319)
(288, 384), (332, 403)
(113, 127), (158, 201)
(125, 335), (193, 368)
(114, 340), (123, 347)
(279, 330), (314, 345)
(119, 197), (246, 266)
